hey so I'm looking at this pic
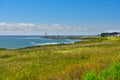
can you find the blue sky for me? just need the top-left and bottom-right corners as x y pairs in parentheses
(0, 0), (120, 35)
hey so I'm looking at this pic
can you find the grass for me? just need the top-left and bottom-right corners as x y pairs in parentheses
(81, 61), (120, 80)
(0, 36), (120, 80)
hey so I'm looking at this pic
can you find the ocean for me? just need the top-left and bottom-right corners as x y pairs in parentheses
(0, 36), (77, 49)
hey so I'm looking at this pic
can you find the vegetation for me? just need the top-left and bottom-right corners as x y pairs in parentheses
(0, 36), (120, 80)
(100, 32), (120, 37)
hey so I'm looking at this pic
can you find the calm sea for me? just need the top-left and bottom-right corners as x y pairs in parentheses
(0, 36), (77, 49)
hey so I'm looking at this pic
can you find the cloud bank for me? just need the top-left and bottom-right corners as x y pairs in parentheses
(0, 22), (84, 35)
(0, 22), (119, 35)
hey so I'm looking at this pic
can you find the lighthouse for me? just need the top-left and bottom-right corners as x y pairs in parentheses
(45, 32), (48, 38)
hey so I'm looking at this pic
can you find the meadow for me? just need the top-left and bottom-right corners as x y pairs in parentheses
(0, 36), (120, 80)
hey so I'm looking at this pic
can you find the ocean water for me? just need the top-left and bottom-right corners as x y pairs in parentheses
(0, 36), (77, 49)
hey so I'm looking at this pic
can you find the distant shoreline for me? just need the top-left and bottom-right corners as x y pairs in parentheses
(9, 40), (80, 50)
(0, 37), (80, 49)
(0, 35), (97, 49)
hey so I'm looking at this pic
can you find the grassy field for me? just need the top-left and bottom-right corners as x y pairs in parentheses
(0, 36), (120, 80)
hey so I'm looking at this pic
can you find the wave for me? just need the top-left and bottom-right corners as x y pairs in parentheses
(20, 37), (41, 39)
(35, 43), (59, 46)
(34, 41), (75, 46)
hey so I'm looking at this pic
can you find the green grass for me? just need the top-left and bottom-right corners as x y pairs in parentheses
(0, 36), (120, 80)
(81, 61), (120, 80)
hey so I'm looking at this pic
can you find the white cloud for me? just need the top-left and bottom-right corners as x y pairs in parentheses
(1, 22), (120, 35)
(0, 22), (35, 31)
(0, 22), (84, 35)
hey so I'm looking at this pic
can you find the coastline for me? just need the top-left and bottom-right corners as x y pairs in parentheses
(0, 35), (96, 49)
(19, 40), (80, 49)
(0, 39), (80, 50)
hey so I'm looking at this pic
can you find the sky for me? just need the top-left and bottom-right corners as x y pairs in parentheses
(0, 0), (120, 35)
